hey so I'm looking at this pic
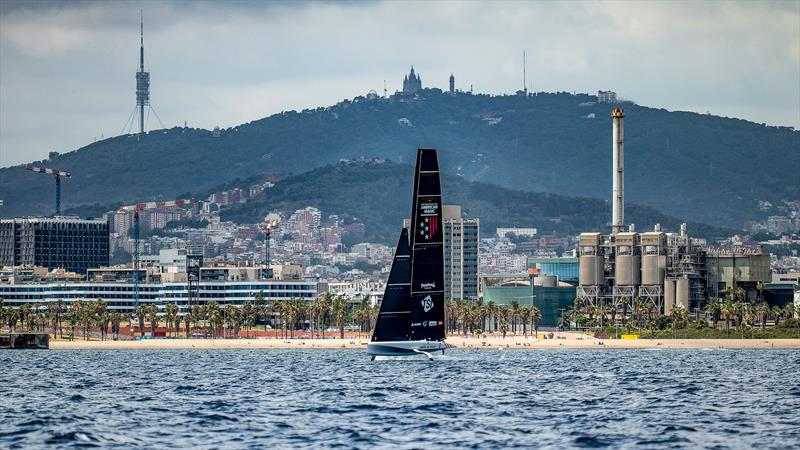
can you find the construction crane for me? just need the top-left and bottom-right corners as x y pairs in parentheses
(117, 198), (196, 312)
(263, 218), (281, 279)
(26, 164), (71, 215)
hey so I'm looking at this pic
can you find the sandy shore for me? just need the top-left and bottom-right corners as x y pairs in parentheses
(49, 333), (800, 350)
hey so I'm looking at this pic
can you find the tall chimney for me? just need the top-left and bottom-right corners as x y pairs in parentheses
(611, 108), (625, 234)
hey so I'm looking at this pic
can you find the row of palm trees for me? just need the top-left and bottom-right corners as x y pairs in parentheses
(0, 295), (548, 340)
(445, 299), (543, 338)
(565, 294), (800, 337)
(0, 298), (127, 341)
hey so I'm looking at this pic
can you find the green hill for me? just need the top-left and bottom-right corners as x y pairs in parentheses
(220, 160), (732, 243)
(2, 90), (797, 228)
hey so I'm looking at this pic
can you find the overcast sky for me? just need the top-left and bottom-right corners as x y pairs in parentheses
(1, 0), (798, 167)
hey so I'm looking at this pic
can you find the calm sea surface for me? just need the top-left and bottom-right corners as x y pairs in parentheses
(2, 349), (799, 449)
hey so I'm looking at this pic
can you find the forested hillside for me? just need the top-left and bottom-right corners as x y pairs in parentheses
(2, 90), (797, 228)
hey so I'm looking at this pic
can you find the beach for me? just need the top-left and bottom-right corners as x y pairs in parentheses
(49, 333), (800, 350)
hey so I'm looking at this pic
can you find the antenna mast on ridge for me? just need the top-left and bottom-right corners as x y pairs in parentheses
(523, 51), (527, 95)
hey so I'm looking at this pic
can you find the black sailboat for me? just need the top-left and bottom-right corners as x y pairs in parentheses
(371, 228), (412, 342)
(368, 148), (448, 359)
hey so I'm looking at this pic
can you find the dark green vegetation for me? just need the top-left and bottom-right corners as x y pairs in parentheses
(221, 160), (732, 243)
(2, 91), (797, 227)
(571, 295), (800, 340)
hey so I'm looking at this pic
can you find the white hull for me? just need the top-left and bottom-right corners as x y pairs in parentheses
(367, 340), (449, 359)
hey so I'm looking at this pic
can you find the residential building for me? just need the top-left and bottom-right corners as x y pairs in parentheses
(443, 205), (480, 300)
(0, 217), (109, 274)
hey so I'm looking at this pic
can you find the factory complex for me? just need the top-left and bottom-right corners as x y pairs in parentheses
(576, 109), (776, 318)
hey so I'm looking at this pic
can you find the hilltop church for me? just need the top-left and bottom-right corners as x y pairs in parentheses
(402, 66), (422, 94)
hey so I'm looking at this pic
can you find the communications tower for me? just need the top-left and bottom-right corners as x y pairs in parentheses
(135, 10), (150, 136)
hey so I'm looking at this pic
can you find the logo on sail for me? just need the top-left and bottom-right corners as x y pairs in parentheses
(418, 200), (439, 240)
(421, 295), (433, 313)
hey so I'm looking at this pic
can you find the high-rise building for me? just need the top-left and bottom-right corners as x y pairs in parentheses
(0, 217), (109, 274)
(403, 206), (480, 299)
(443, 205), (480, 300)
(449, 74), (455, 95)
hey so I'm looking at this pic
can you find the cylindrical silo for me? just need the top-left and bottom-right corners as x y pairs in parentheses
(616, 254), (641, 286)
(579, 255), (604, 286)
(676, 277), (689, 310)
(641, 255), (665, 286)
(663, 278), (675, 315)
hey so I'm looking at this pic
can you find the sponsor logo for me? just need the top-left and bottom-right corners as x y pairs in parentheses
(421, 295), (433, 313)
(427, 321), (438, 327)
(411, 322), (422, 327)
(421, 282), (436, 290)
(419, 216), (439, 240)
(418, 200), (439, 240)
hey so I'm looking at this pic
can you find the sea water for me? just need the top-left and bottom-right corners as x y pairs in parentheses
(2, 349), (799, 449)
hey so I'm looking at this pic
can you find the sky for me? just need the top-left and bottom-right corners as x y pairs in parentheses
(1, 0), (798, 167)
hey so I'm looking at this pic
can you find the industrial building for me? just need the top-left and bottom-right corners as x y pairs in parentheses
(481, 273), (576, 326)
(0, 217), (109, 274)
(576, 109), (772, 316)
(705, 248), (771, 301)
(528, 256), (579, 285)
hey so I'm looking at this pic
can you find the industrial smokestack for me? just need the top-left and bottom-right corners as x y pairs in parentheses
(611, 108), (625, 234)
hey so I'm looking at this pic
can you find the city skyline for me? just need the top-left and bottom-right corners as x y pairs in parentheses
(1, 0), (799, 167)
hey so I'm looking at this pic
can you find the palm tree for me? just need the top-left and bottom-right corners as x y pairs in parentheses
(110, 311), (123, 340)
(147, 303), (159, 337)
(332, 295), (348, 339)
(486, 300), (498, 333)
(705, 297), (722, 329)
(164, 303), (179, 338)
(771, 305), (784, 327)
(323, 292), (334, 339)
(94, 299), (108, 340)
(519, 305), (531, 336)
(254, 290), (266, 329)
(48, 300), (65, 338)
(136, 304), (147, 337)
(241, 301), (255, 338)
(531, 306), (542, 338)
(509, 300), (521, 334)
(499, 310), (509, 339)
(207, 301), (222, 338)
(354, 306), (368, 337)
(756, 302), (769, 329)
(670, 304), (687, 338)
(721, 300), (734, 335)
(311, 293), (332, 339)
(444, 299), (456, 335)
(224, 304), (238, 338)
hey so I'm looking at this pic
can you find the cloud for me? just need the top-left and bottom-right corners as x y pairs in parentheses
(1, 0), (798, 167)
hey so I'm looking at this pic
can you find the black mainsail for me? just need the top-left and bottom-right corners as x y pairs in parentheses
(371, 228), (412, 342)
(408, 148), (446, 341)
